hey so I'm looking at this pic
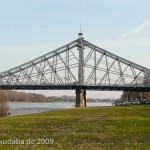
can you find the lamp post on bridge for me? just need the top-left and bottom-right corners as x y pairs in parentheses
(75, 33), (86, 107)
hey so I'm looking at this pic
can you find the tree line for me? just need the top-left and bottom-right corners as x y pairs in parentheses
(0, 90), (77, 103)
(120, 73), (150, 102)
(120, 91), (149, 100)
(1, 90), (106, 103)
(4, 91), (76, 102)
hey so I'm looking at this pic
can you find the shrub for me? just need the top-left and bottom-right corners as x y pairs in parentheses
(0, 90), (8, 117)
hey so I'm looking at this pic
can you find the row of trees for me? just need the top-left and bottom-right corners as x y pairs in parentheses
(4, 91), (76, 102)
(5, 91), (46, 102)
(120, 91), (150, 100)
(0, 90), (76, 102)
(1, 90), (105, 103)
(120, 73), (150, 101)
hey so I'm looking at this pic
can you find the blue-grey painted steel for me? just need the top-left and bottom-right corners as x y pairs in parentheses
(0, 33), (150, 91)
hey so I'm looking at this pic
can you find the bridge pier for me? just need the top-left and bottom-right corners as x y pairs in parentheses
(75, 89), (86, 107)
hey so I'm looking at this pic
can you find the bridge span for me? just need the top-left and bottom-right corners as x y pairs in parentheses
(0, 33), (150, 107)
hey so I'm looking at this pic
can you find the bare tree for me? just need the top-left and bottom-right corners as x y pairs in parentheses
(0, 90), (8, 117)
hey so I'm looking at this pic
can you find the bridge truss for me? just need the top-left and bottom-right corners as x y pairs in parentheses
(0, 33), (150, 106)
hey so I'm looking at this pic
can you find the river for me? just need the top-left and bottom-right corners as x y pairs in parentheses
(8, 102), (113, 116)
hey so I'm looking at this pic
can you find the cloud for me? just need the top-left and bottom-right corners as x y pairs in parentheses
(118, 19), (150, 39)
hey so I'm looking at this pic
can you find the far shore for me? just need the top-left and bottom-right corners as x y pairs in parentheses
(8, 101), (75, 104)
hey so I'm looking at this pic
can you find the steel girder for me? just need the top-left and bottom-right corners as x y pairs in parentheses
(0, 37), (150, 90)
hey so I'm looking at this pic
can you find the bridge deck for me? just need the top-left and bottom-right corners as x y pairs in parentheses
(0, 85), (150, 91)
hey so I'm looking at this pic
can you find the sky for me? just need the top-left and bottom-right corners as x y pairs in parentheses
(0, 0), (150, 99)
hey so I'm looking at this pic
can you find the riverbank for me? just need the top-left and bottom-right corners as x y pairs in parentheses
(0, 105), (150, 149)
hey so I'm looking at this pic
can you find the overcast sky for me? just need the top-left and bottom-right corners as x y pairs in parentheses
(0, 0), (150, 98)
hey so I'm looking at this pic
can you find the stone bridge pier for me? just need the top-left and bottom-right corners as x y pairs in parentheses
(75, 89), (86, 107)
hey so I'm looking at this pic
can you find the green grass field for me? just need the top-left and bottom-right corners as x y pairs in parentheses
(0, 105), (150, 150)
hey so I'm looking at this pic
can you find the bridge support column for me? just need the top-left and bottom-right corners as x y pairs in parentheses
(75, 89), (86, 107)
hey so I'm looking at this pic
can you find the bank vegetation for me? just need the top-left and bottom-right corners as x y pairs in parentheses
(0, 90), (8, 117)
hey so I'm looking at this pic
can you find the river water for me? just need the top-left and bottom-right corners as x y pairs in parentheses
(8, 102), (113, 116)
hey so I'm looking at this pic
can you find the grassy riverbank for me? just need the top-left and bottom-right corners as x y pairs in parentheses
(0, 105), (150, 150)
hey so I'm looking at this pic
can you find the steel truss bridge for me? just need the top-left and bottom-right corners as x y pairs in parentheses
(0, 33), (150, 107)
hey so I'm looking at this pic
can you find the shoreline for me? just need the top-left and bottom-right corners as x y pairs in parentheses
(8, 101), (113, 104)
(8, 101), (75, 104)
